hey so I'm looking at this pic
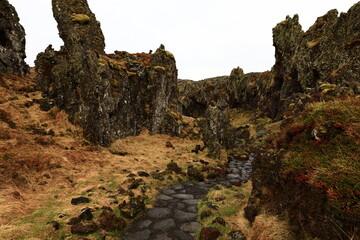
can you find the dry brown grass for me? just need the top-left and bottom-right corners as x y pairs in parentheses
(0, 71), (220, 239)
(250, 213), (294, 240)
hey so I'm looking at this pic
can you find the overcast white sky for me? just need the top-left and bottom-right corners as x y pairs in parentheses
(9, 0), (359, 80)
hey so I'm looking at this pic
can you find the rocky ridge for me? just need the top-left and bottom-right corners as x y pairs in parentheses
(36, 0), (178, 147)
(0, 0), (29, 75)
(179, 3), (360, 119)
(178, 2), (360, 162)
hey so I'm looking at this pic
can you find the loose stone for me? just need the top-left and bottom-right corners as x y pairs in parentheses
(156, 194), (173, 201)
(152, 218), (176, 230)
(147, 208), (172, 218)
(174, 210), (197, 222)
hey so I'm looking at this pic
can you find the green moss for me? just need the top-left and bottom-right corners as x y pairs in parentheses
(127, 71), (137, 77)
(98, 58), (107, 67)
(319, 83), (336, 91)
(71, 14), (91, 24)
(166, 51), (175, 59)
(196, 184), (251, 238)
(153, 66), (166, 71)
(289, 103), (295, 108)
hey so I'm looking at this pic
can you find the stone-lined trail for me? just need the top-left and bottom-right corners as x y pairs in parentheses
(121, 154), (254, 240)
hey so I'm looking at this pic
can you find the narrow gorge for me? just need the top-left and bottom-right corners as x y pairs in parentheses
(0, 0), (359, 240)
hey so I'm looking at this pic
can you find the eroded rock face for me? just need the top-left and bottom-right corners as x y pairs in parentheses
(0, 0), (29, 75)
(52, 0), (105, 54)
(180, 3), (360, 121)
(265, 5), (360, 117)
(36, 0), (177, 146)
(198, 105), (233, 159)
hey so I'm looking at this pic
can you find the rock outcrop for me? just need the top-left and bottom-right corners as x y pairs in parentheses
(180, 3), (360, 121)
(0, 0), (29, 75)
(178, 3), (360, 157)
(36, 0), (177, 146)
(198, 105), (233, 158)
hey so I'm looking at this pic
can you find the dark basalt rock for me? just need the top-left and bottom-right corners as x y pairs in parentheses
(0, 0), (29, 75)
(212, 217), (226, 226)
(200, 210), (213, 220)
(36, 0), (178, 147)
(200, 227), (222, 240)
(198, 105), (233, 159)
(52, 0), (105, 54)
(67, 217), (81, 225)
(71, 196), (90, 205)
(70, 221), (98, 235)
(166, 161), (182, 174)
(97, 209), (126, 232)
(79, 207), (93, 221)
(187, 165), (204, 182)
(118, 195), (147, 219)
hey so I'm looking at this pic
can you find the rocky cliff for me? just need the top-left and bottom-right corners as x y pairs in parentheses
(180, 4), (360, 120)
(241, 4), (360, 239)
(178, 2), (360, 160)
(0, 0), (29, 75)
(36, 0), (178, 146)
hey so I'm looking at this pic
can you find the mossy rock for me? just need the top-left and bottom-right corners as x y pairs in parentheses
(127, 71), (137, 77)
(165, 51), (175, 59)
(71, 14), (91, 24)
(306, 36), (323, 48)
(153, 66), (166, 71)
(319, 83), (336, 91)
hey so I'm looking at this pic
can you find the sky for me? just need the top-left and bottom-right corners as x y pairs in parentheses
(9, 0), (359, 80)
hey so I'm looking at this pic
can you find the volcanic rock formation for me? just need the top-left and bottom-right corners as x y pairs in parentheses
(179, 4), (360, 120)
(36, 0), (178, 146)
(0, 0), (29, 75)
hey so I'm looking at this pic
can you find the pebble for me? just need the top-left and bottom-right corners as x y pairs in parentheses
(122, 155), (253, 239)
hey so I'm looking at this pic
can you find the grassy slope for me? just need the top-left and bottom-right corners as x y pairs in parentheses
(0, 72), (220, 240)
(271, 96), (360, 223)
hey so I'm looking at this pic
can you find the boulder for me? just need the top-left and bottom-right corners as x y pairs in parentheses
(200, 227), (222, 240)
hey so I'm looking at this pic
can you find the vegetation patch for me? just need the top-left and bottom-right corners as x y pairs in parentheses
(270, 96), (360, 223)
(250, 213), (294, 240)
(196, 183), (251, 239)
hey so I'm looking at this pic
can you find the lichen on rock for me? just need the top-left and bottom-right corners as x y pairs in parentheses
(36, 0), (178, 146)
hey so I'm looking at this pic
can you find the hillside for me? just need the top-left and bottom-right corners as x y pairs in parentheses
(0, 71), (220, 239)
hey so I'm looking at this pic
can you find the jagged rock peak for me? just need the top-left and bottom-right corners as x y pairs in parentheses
(36, 2), (178, 148)
(52, 0), (105, 53)
(0, 0), (29, 75)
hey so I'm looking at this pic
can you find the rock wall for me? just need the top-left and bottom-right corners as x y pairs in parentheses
(180, 3), (360, 120)
(36, 0), (177, 146)
(178, 3), (360, 157)
(0, 0), (29, 75)
(241, 3), (360, 239)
